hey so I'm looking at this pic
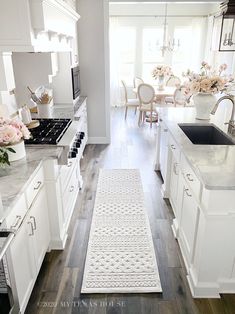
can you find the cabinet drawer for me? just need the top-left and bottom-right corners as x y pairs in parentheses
(5, 194), (27, 230)
(25, 167), (44, 208)
(60, 158), (77, 193)
(181, 155), (201, 200)
(169, 135), (180, 162)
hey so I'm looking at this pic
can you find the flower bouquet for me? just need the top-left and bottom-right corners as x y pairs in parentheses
(182, 62), (228, 120)
(152, 65), (173, 90)
(0, 118), (31, 165)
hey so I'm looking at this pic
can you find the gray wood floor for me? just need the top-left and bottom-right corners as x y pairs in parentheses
(26, 107), (235, 314)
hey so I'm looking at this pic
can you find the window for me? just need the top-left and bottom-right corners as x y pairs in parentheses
(142, 28), (164, 82)
(118, 27), (136, 85)
(172, 27), (193, 76)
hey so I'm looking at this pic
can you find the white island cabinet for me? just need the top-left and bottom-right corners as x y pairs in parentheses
(155, 108), (235, 298)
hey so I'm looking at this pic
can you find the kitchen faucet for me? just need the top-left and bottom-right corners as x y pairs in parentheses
(211, 95), (235, 136)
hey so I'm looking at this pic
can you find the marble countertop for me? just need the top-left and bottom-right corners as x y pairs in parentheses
(0, 146), (63, 223)
(31, 96), (87, 119)
(158, 105), (235, 190)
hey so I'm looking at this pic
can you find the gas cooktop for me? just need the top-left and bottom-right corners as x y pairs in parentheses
(25, 119), (72, 145)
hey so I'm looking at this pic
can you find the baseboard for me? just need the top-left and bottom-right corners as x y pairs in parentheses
(49, 234), (68, 250)
(88, 136), (110, 144)
(187, 267), (220, 298)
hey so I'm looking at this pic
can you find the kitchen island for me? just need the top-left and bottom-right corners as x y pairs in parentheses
(155, 106), (235, 298)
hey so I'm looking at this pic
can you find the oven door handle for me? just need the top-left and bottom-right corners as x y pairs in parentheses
(0, 231), (15, 261)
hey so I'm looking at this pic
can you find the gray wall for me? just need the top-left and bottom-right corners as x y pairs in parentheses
(77, 0), (110, 144)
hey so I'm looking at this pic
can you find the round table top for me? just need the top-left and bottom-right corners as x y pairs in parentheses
(133, 86), (175, 97)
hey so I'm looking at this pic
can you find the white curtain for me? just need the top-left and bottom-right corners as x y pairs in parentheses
(109, 17), (122, 107)
(191, 17), (207, 71)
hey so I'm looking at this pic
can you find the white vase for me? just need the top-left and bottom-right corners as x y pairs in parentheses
(7, 140), (26, 162)
(193, 92), (217, 120)
(158, 75), (165, 91)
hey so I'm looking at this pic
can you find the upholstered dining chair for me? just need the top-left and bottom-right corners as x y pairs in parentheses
(121, 80), (140, 119)
(133, 77), (144, 89)
(137, 83), (157, 128)
(166, 75), (181, 87)
(165, 85), (190, 107)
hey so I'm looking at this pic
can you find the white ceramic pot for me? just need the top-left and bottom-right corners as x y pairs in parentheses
(37, 102), (53, 118)
(7, 140), (26, 162)
(193, 92), (217, 120)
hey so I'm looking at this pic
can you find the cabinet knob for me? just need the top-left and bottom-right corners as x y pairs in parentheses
(173, 163), (179, 175)
(171, 144), (176, 150)
(163, 128), (168, 132)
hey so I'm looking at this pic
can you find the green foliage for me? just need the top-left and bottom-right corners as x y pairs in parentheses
(0, 147), (16, 166)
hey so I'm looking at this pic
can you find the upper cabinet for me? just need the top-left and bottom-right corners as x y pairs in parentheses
(0, 0), (80, 52)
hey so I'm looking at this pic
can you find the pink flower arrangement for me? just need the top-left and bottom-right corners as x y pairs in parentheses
(152, 65), (173, 79)
(0, 118), (31, 146)
(182, 62), (228, 95)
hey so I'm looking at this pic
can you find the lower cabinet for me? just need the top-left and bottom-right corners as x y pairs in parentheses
(159, 121), (169, 183)
(169, 153), (179, 215)
(9, 218), (35, 313)
(28, 187), (50, 273)
(9, 187), (50, 313)
(178, 180), (200, 270)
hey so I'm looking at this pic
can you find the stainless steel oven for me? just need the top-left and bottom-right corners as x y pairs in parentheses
(0, 230), (19, 314)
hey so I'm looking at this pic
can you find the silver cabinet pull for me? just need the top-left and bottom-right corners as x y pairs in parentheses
(11, 215), (22, 229)
(34, 181), (42, 190)
(186, 173), (194, 182)
(173, 163), (179, 175)
(69, 186), (75, 192)
(30, 216), (37, 230)
(171, 144), (176, 150)
(185, 188), (192, 197)
(163, 128), (168, 132)
(28, 221), (34, 236)
(67, 161), (73, 168)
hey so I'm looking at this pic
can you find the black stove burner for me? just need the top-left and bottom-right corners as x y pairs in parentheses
(25, 119), (72, 145)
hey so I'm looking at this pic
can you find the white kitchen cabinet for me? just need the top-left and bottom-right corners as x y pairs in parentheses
(9, 218), (35, 313)
(178, 181), (200, 271)
(169, 154), (179, 215)
(0, 0), (80, 52)
(27, 187), (50, 273)
(159, 121), (169, 183)
(9, 184), (50, 313)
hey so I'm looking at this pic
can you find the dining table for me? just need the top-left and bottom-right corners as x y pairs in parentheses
(133, 85), (176, 105)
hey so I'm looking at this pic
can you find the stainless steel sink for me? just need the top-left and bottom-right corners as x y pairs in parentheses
(178, 124), (235, 145)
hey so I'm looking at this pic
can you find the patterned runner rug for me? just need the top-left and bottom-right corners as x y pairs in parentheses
(81, 169), (162, 293)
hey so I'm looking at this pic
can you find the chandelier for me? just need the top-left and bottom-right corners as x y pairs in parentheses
(158, 3), (180, 56)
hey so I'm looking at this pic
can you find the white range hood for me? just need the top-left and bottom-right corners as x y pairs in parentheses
(0, 0), (80, 52)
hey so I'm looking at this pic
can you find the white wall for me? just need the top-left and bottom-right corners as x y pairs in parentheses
(77, 0), (110, 144)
